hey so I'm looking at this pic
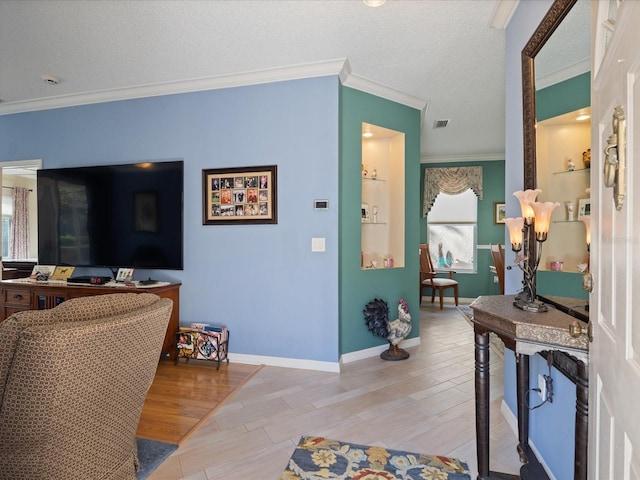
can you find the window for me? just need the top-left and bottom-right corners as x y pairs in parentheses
(427, 189), (477, 273)
(2, 195), (12, 258)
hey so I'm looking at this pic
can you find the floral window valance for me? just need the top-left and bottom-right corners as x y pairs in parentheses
(423, 166), (483, 216)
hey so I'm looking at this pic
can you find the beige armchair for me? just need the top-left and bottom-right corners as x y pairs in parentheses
(0, 292), (172, 480)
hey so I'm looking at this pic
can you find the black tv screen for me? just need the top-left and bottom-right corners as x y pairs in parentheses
(37, 160), (183, 270)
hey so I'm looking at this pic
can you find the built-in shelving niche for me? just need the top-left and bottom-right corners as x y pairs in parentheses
(361, 122), (405, 270)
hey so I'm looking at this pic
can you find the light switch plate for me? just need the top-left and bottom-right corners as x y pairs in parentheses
(311, 237), (326, 252)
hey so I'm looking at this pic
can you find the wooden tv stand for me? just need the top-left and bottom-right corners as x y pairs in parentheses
(0, 279), (181, 359)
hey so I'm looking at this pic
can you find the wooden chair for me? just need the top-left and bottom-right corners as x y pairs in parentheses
(419, 243), (459, 309)
(490, 244), (505, 294)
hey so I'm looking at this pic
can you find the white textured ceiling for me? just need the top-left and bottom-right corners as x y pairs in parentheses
(0, 0), (513, 161)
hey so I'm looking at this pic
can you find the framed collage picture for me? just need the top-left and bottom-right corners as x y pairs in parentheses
(202, 165), (277, 225)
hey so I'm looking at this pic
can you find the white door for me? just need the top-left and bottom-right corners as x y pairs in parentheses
(590, 1), (640, 477)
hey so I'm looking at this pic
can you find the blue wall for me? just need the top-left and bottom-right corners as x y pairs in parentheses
(503, 352), (577, 480)
(1, 76), (342, 364)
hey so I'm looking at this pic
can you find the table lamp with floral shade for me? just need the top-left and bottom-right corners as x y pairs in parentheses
(504, 189), (560, 313)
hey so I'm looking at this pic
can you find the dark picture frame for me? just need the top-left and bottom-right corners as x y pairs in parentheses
(133, 191), (158, 232)
(494, 202), (506, 224)
(203, 165), (277, 225)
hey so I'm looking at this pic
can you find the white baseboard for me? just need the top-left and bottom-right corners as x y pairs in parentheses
(228, 353), (340, 372)
(500, 400), (557, 480)
(227, 336), (421, 373)
(340, 337), (421, 364)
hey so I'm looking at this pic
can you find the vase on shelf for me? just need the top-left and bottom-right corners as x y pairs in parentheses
(565, 201), (575, 221)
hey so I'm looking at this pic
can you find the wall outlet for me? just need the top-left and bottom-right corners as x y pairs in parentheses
(538, 374), (547, 401)
(493, 275), (499, 283)
(538, 373), (554, 402)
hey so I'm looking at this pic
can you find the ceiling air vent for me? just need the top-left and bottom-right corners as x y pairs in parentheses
(433, 119), (450, 129)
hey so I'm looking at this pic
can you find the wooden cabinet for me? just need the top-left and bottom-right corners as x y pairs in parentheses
(0, 280), (181, 359)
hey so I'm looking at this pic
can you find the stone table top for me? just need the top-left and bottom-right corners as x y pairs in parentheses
(470, 295), (589, 358)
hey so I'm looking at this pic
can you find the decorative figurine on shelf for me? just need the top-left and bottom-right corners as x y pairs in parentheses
(583, 149), (591, 168)
(372, 206), (378, 223)
(363, 298), (412, 360)
(371, 169), (377, 180)
(567, 157), (576, 171)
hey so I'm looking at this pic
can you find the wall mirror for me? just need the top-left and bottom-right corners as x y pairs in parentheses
(522, 0), (591, 271)
(1, 160), (41, 276)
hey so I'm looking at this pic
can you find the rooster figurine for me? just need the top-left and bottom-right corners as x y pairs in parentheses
(363, 298), (412, 360)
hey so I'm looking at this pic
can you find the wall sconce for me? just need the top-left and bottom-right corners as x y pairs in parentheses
(505, 189), (559, 313)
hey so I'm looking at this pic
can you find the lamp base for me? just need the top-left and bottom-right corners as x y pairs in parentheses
(513, 298), (548, 313)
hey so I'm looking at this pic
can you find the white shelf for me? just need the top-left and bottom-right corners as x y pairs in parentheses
(362, 177), (386, 182)
(552, 168), (590, 175)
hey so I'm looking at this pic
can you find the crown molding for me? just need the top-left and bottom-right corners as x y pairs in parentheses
(535, 58), (590, 90)
(421, 153), (505, 164)
(341, 71), (428, 112)
(488, 0), (520, 29)
(0, 59), (346, 115)
(0, 57), (427, 115)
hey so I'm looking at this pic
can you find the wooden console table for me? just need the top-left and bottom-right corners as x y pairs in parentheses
(0, 279), (181, 359)
(470, 295), (589, 480)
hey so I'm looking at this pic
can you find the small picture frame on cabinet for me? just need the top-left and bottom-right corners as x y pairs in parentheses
(50, 266), (75, 281)
(116, 268), (135, 282)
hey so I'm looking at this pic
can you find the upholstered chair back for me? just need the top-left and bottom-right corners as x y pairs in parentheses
(0, 293), (172, 480)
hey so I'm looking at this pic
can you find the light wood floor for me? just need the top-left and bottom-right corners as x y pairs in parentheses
(137, 359), (262, 444)
(149, 302), (522, 479)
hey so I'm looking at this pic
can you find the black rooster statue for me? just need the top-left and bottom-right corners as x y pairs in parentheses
(363, 298), (412, 360)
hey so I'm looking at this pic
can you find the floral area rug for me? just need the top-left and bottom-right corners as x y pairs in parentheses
(281, 435), (470, 480)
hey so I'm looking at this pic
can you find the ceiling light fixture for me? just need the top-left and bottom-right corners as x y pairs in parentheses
(576, 114), (590, 121)
(363, 0), (387, 7)
(363, 132), (374, 138)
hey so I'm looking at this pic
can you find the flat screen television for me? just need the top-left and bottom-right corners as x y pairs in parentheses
(37, 160), (183, 270)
